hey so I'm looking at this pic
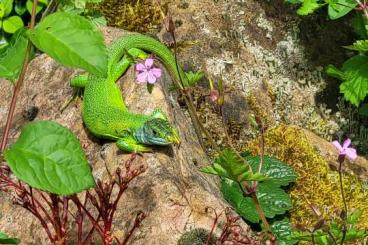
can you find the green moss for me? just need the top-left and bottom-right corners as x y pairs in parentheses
(177, 228), (216, 245)
(88, 0), (167, 33)
(246, 125), (368, 229)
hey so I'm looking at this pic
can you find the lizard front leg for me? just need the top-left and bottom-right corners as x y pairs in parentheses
(116, 135), (153, 153)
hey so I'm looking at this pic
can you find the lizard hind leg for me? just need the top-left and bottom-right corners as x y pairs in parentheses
(116, 135), (153, 153)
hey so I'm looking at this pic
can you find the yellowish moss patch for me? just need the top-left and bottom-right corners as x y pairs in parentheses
(88, 0), (167, 33)
(246, 125), (368, 228)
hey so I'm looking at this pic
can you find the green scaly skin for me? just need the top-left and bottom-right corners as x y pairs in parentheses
(70, 34), (184, 152)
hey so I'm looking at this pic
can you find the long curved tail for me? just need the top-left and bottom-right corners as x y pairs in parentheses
(108, 34), (188, 87)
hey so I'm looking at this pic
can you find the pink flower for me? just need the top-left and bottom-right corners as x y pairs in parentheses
(135, 58), (162, 84)
(332, 138), (357, 161)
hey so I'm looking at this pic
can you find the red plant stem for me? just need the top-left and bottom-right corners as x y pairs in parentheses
(72, 196), (104, 235)
(50, 194), (64, 243)
(0, 0), (38, 153)
(62, 198), (69, 238)
(206, 209), (222, 245)
(83, 214), (101, 244)
(250, 192), (270, 233)
(76, 206), (83, 245)
(121, 212), (146, 245)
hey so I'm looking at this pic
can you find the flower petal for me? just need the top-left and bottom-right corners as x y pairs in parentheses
(151, 68), (162, 78)
(136, 63), (146, 72)
(345, 147), (357, 161)
(342, 138), (351, 149)
(147, 71), (157, 84)
(145, 58), (154, 68)
(332, 140), (343, 152)
(136, 71), (148, 84)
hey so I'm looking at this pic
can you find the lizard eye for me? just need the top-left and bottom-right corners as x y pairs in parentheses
(152, 130), (159, 136)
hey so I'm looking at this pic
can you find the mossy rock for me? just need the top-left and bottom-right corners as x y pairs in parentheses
(246, 125), (368, 229)
(88, 0), (167, 33)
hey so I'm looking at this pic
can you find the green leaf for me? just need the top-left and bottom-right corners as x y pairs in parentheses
(220, 179), (293, 223)
(4, 121), (95, 195)
(326, 64), (346, 80)
(201, 148), (253, 182)
(26, 0), (48, 14)
(0, 28), (29, 82)
(14, 2), (27, 16)
(88, 13), (107, 27)
(28, 12), (107, 76)
(271, 219), (297, 245)
(245, 155), (297, 186)
(328, 0), (357, 20)
(344, 40), (368, 52)
(0, 3), (5, 18)
(3, 16), (24, 34)
(297, 0), (322, 15)
(0, 232), (20, 244)
(2, 0), (13, 17)
(339, 55), (368, 106)
(347, 209), (363, 224)
(185, 70), (204, 86)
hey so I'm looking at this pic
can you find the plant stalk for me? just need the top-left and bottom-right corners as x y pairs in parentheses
(338, 159), (347, 245)
(0, 0), (38, 153)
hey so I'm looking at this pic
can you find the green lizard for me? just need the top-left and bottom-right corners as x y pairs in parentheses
(70, 34), (187, 153)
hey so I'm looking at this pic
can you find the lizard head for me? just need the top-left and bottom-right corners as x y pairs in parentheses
(134, 118), (180, 146)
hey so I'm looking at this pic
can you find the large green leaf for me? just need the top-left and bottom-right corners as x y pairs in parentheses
(4, 121), (95, 195)
(0, 28), (29, 82)
(3, 16), (24, 34)
(28, 12), (107, 76)
(297, 0), (322, 15)
(271, 219), (297, 245)
(0, 232), (20, 244)
(220, 179), (293, 223)
(201, 148), (269, 182)
(245, 155), (297, 187)
(344, 40), (368, 52)
(328, 0), (357, 20)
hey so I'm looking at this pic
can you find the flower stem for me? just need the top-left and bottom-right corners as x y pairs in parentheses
(338, 159), (347, 245)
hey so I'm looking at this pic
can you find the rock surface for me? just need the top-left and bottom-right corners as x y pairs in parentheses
(0, 28), (253, 244)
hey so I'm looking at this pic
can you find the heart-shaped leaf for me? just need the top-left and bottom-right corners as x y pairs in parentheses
(3, 16), (24, 34)
(28, 12), (107, 76)
(4, 121), (95, 195)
